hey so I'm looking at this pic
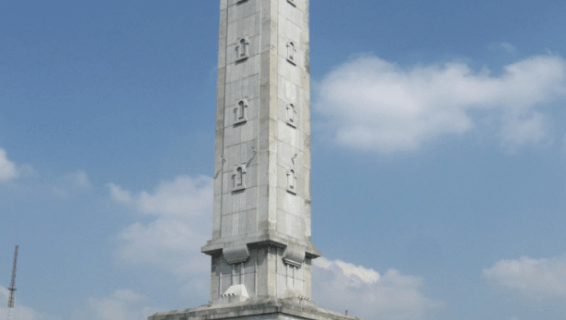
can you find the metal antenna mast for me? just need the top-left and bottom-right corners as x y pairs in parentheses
(6, 245), (19, 320)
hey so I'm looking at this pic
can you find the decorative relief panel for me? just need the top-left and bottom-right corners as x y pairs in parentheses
(234, 99), (248, 125)
(286, 103), (297, 128)
(236, 38), (250, 62)
(286, 41), (296, 65)
(286, 169), (297, 194)
(232, 165), (247, 192)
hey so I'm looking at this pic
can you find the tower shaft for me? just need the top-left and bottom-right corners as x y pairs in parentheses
(201, 0), (320, 303)
(148, 2), (364, 319)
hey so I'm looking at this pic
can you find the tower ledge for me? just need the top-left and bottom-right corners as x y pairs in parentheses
(148, 298), (363, 320)
(201, 232), (321, 259)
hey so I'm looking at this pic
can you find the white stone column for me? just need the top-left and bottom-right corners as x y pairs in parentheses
(203, 0), (320, 303)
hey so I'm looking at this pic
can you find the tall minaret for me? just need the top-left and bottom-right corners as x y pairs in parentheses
(201, 0), (321, 303)
(149, 1), (364, 319)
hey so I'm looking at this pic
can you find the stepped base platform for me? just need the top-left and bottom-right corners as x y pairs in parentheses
(148, 298), (364, 320)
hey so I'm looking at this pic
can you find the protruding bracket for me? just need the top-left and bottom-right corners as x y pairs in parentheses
(283, 246), (305, 267)
(223, 243), (250, 264)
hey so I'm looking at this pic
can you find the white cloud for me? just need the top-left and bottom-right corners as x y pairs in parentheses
(73, 289), (157, 320)
(500, 43), (517, 54)
(0, 148), (20, 182)
(313, 258), (443, 320)
(63, 171), (91, 189)
(116, 218), (210, 277)
(314, 257), (380, 284)
(107, 183), (133, 203)
(489, 42), (517, 54)
(483, 255), (566, 298)
(108, 175), (213, 278)
(108, 175), (212, 218)
(499, 111), (551, 150)
(0, 286), (61, 320)
(315, 54), (566, 154)
(50, 170), (91, 197)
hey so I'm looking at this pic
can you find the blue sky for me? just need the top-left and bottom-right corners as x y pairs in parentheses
(1, 1), (566, 319)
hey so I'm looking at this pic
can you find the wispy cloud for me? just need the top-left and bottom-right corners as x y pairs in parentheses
(73, 289), (158, 320)
(314, 257), (380, 284)
(63, 171), (91, 189)
(50, 170), (91, 197)
(315, 54), (566, 154)
(483, 255), (566, 299)
(489, 42), (517, 54)
(107, 183), (133, 203)
(108, 175), (213, 278)
(0, 286), (61, 320)
(108, 175), (212, 218)
(0, 148), (20, 182)
(0, 148), (89, 197)
(313, 257), (443, 320)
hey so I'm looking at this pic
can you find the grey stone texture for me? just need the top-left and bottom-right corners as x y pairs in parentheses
(148, 1), (365, 319)
(201, 0), (319, 303)
(148, 298), (364, 320)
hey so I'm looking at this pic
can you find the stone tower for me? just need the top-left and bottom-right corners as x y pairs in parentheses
(200, 0), (320, 303)
(148, 1), (363, 319)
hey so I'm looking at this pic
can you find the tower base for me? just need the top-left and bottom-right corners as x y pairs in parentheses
(147, 298), (364, 320)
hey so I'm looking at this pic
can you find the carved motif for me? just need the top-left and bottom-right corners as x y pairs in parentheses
(233, 165), (247, 191)
(287, 169), (297, 194)
(236, 38), (249, 62)
(234, 99), (248, 125)
(286, 41), (296, 65)
(286, 103), (297, 128)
